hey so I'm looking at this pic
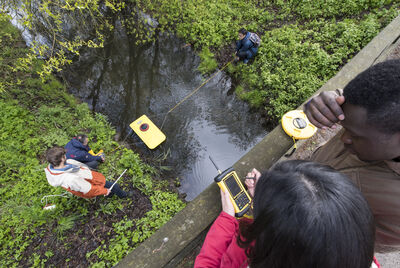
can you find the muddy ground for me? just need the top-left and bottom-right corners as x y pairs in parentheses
(19, 176), (153, 267)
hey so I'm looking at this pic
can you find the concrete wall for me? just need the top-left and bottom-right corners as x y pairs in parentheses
(116, 15), (400, 268)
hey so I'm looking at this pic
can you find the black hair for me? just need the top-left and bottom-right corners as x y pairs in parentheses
(238, 28), (247, 35)
(238, 160), (375, 268)
(46, 146), (66, 167)
(343, 59), (400, 133)
(76, 134), (88, 144)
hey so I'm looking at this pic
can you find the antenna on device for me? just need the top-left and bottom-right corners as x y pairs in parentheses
(209, 156), (222, 174)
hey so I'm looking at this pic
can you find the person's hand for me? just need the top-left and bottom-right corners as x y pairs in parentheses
(100, 155), (105, 162)
(104, 189), (111, 196)
(245, 168), (261, 197)
(220, 188), (235, 217)
(304, 89), (345, 129)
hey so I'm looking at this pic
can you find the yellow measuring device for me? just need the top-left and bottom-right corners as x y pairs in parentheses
(282, 110), (317, 157)
(130, 115), (166, 149)
(210, 156), (252, 218)
(282, 110), (317, 139)
(282, 110), (317, 140)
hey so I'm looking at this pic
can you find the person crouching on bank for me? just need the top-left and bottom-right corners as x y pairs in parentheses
(65, 134), (104, 170)
(44, 146), (132, 199)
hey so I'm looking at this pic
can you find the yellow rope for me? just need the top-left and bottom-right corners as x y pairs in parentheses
(292, 136), (297, 150)
(110, 58), (235, 153)
(160, 58), (235, 129)
(284, 136), (297, 157)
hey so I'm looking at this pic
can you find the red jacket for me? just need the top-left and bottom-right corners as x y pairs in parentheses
(195, 212), (381, 268)
(195, 212), (247, 268)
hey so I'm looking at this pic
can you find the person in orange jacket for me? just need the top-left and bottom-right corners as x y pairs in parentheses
(44, 146), (132, 198)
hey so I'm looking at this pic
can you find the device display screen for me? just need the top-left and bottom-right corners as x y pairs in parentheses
(225, 175), (241, 197)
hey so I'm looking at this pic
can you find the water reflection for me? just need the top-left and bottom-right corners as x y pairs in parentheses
(64, 23), (267, 200)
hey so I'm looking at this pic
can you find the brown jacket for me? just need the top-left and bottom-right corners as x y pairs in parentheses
(311, 130), (400, 246)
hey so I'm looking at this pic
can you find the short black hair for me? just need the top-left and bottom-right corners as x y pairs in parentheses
(76, 134), (88, 144)
(238, 28), (247, 35)
(344, 59), (400, 133)
(238, 160), (375, 268)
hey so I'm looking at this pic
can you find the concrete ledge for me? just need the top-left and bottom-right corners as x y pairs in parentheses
(116, 15), (400, 268)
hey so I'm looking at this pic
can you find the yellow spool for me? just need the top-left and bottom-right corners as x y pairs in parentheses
(281, 110), (317, 139)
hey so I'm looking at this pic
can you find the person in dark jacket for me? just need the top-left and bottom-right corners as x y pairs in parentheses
(65, 134), (104, 169)
(235, 28), (258, 64)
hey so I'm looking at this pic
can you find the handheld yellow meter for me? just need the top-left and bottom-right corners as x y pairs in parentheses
(209, 156), (252, 218)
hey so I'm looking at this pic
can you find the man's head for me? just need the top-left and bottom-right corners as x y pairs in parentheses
(76, 134), (89, 146)
(342, 59), (400, 162)
(46, 146), (66, 167)
(238, 28), (247, 40)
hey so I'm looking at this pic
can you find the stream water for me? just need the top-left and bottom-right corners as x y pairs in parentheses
(16, 16), (267, 200)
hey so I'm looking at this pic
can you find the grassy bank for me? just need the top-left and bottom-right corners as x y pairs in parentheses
(0, 14), (185, 267)
(135, 0), (400, 123)
(5, 1), (400, 124)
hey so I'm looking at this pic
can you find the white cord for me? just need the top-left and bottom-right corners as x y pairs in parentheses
(41, 192), (70, 206)
(109, 169), (127, 191)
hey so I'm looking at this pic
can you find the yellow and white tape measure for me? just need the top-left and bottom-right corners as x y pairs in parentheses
(281, 110), (317, 157)
(282, 110), (316, 139)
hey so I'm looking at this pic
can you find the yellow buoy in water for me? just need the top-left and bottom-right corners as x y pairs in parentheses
(130, 115), (166, 149)
(281, 110), (317, 140)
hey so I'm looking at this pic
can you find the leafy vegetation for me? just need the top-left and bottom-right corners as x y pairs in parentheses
(198, 47), (218, 74)
(231, 8), (399, 120)
(0, 13), (185, 267)
(3, 0), (400, 122)
(1, 0), (400, 266)
(133, 0), (400, 122)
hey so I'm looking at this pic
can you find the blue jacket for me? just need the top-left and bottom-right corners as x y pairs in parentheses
(236, 32), (258, 56)
(65, 138), (102, 163)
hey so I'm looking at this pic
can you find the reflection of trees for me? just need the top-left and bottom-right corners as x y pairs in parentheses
(119, 30), (158, 136)
(201, 76), (267, 151)
(61, 24), (266, 196)
(160, 113), (203, 171)
(87, 24), (116, 112)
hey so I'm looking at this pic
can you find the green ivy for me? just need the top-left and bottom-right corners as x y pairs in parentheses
(198, 47), (218, 74)
(0, 14), (185, 267)
(132, 0), (400, 122)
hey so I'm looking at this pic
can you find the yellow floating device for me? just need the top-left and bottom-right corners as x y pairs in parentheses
(281, 110), (317, 139)
(130, 115), (166, 149)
